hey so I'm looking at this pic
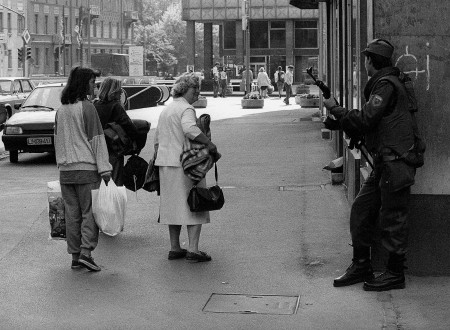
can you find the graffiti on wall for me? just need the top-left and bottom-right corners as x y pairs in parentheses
(395, 45), (430, 91)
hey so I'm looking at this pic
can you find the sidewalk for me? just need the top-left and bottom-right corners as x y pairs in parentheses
(0, 97), (448, 329)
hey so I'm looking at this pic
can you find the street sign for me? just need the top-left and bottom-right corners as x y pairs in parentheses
(22, 29), (31, 44)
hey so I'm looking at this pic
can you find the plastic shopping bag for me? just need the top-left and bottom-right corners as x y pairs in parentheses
(47, 180), (66, 240)
(91, 180), (127, 236)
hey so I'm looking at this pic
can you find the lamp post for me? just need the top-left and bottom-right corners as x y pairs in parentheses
(242, 0), (251, 93)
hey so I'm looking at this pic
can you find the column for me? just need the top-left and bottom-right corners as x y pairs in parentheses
(186, 20), (196, 70)
(235, 20), (244, 65)
(204, 23), (213, 79)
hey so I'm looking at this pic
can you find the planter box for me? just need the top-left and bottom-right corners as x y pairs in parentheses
(295, 95), (319, 107)
(193, 98), (207, 108)
(241, 99), (264, 109)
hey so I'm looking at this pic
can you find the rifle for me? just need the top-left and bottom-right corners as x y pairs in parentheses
(305, 67), (374, 169)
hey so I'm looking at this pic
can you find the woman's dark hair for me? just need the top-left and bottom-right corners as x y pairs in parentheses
(61, 66), (97, 104)
(366, 53), (392, 70)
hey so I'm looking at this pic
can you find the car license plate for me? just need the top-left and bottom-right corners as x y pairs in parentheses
(27, 137), (52, 145)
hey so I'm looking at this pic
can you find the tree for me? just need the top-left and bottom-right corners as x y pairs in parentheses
(133, 0), (220, 75)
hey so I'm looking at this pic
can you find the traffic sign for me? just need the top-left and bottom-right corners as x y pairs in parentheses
(22, 29), (31, 44)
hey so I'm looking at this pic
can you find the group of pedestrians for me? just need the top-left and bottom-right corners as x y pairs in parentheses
(212, 62), (228, 98)
(54, 68), (218, 271)
(54, 38), (413, 293)
(253, 65), (294, 103)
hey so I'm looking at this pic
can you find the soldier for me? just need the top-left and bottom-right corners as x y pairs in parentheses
(323, 39), (416, 291)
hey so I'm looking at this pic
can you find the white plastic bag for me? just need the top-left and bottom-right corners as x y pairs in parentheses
(92, 180), (127, 236)
(47, 180), (66, 240)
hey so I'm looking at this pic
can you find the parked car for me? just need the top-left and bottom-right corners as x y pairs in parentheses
(1, 83), (64, 163)
(0, 77), (35, 126)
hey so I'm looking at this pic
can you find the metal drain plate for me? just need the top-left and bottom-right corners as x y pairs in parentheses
(203, 294), (300, 315)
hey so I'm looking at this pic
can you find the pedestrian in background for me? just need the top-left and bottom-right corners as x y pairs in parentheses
(54, 67), (112, 272)
(257, 67), (271, 98)
(94, 77), (138, 186)
(154, 73), (220, 263)
(274, 66), (285, 98)
(283, 65), (294, 105)
(219, 66), (228, 98)
(212, 62), (220, 98)
(324, 39), (415, 291)
(241, 65), (253, 95)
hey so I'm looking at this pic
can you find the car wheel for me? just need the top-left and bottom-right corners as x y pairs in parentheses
(9, 150), (18, 163)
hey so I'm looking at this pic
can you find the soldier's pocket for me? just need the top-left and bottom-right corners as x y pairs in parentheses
(381, 160), (416, 192)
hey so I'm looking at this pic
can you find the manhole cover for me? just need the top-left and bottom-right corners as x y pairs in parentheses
(203, 294), (300, 315)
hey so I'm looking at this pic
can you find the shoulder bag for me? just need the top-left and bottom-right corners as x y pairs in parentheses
(187, 163), (224, 212)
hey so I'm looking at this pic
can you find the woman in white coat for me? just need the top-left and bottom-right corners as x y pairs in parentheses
(257, 67), (271, 98)
(154, 73), (220, 263)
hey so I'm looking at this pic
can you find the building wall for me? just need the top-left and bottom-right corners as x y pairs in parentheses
(182, 0), (319, 83)
(321, 0), (450, 275)
(27, 0), (136, 76)
(0, 0), (26, 76)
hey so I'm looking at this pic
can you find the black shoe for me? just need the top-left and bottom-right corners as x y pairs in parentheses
(363, 270), (405, 291)
(71, 260), (82, 269)
(78, 254), (101, 271)
(333, 260), (374, 287)
(185, 251), (212, 263)
(168, 249), (188, 260)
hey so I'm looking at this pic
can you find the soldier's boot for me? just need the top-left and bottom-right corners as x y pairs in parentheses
(363, 253), (406, 291)
(333, 247), (374, 287)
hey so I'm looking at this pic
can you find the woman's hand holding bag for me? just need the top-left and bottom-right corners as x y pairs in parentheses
(92, 180), (127, 236)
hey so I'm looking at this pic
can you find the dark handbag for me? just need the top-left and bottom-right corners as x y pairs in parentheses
(187, 163), (224, 212)
(123, 155), (149, 191)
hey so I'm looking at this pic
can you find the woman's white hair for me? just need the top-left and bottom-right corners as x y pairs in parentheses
(172, 73), (200, 98)
(97, 77), (122, 102)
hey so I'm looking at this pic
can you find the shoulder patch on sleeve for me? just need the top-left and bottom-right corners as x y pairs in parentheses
(371, 94), (383, 107)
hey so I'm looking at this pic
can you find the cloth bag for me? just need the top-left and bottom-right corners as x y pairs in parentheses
(47, 180), (66, 239)
(187, 163), (225, 212)
(92, 180), (127, 236)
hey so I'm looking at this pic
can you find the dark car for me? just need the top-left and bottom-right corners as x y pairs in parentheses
(1, 83), (64, 163)
(0, 77), (35, 126)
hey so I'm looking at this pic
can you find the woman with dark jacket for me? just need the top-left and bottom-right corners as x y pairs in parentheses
(94, 77), (138, 186)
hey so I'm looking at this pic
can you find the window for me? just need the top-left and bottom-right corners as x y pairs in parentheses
(250, 21), (268, 49)
(101, 21), (104, 38)
(13, 80), (21, 92)
(7, 13), (11, 32)
(109, 22), (112, 38)
(54, 16), (58, 34)
(45, 48), (49, 66)
(44, 16), (48, 34)
(35, 14), (39, 33)
(64, 17), (68, 34)
(117, 22), (120, 39)
(270, 21), (286, 49)
(21, 80), (33, 92)
(35, 48), (40, 66)
(294, 20), (318, 48)
(93, 21), (97, 37)
(8, 50), (12, 69)
(223, 22), (236, 49)
(0, 13), (3, 30)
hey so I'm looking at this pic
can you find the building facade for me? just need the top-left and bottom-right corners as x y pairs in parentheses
(0, 0), (26, 77)
(181, 0), (319, 83)
(0, 0), (138, 77)
(316, 0), (450, 275)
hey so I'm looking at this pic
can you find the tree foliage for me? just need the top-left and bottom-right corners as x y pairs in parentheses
(134, 0), (219, 75)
